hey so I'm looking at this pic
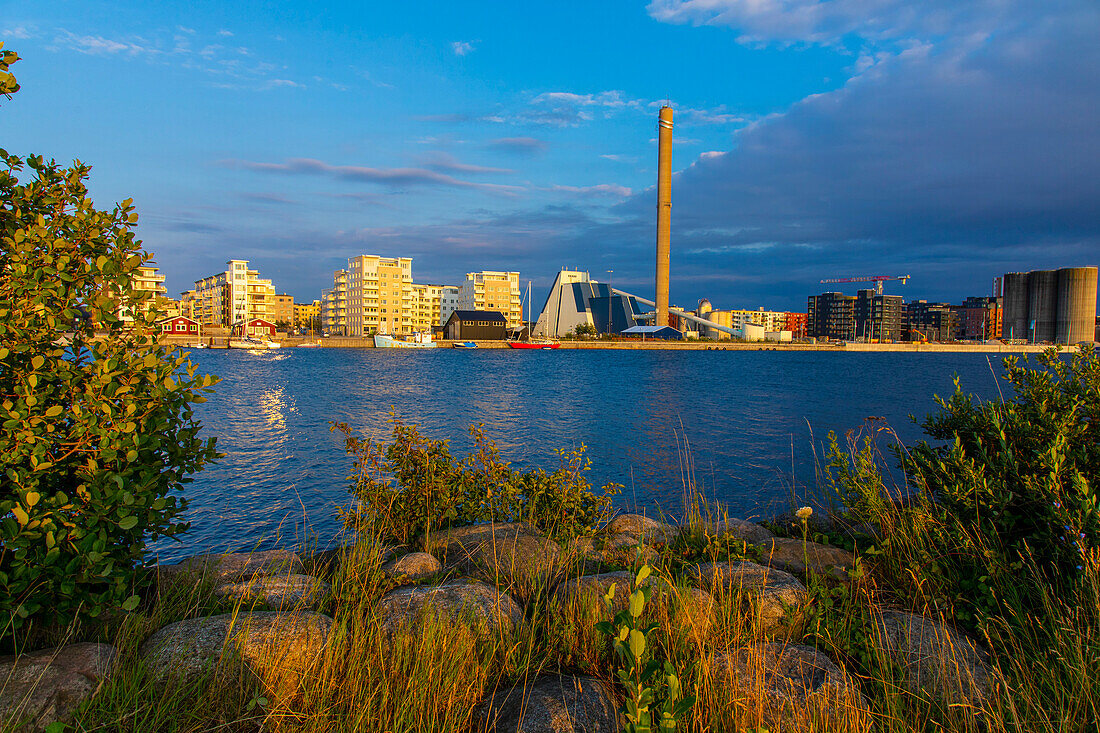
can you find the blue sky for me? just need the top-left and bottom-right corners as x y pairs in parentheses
(2, 1), (1098, 310)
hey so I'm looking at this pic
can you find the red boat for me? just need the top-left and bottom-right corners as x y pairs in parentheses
(507, 340), (560, 349)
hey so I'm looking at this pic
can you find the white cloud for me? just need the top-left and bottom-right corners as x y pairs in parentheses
(549, 183), (633, 198)
(451, 40), (476, 56)
(50, 30), (157, 56)
(2, 26), (34, 40)
(218, 29), (234, 37)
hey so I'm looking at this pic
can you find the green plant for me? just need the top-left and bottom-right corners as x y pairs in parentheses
(333, 417), (619, 546)
(0, 48), (220, 643)
(596, 560), (694, 732)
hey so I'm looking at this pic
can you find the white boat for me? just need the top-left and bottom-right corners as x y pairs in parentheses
(229, 337), (281, 349)
(373, 332), (437, 349)
(296, 341), (322, 348)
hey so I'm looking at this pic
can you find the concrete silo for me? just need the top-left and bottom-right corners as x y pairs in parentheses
(1027, 269), (1059, 343)
(1055, 267), (1098, 344)
(1001, 272), (1030, 341)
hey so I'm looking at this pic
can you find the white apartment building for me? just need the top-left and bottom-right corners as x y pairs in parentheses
(459, 271), (522, 328)
(409, 283), (444, 334)
(438, 285), (462, 326)
(181, 259), (276, 328)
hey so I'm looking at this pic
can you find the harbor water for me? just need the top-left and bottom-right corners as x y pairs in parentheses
(150, 348), (1014, 562)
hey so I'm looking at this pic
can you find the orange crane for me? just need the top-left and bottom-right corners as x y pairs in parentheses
(820, 274), (911, 295)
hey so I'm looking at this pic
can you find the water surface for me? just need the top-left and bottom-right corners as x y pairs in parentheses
(150, 348), (1011, 562)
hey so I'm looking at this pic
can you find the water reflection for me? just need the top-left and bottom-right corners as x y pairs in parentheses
(149, 348), (1007, 563)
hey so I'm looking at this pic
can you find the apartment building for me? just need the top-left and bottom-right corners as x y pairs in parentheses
(854, 290), (904, 342)
(273, 293), (295, 326)
(321, 270), (348, 335)
(120, 261), (169, 323)
(439, 285), (463, 326)
(344, 255), (414, 336)
(807, 292), (857, 341)
(408, 284), (446, 333)
(294, 300), (321, 330)
(182, 259), (276, 328)
(459, 271), (522, 328)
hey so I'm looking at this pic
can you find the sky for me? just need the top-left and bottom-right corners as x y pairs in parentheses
(2, 0), (1098, 311)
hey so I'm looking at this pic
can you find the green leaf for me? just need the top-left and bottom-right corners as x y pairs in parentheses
(12, 506), (29, 525)
(628, 628), (646, 658)
(25, 491), (40, 507)
(628, 589), (645, 619)
(121, 594), (140, 611)
(118, 516), (138, 531)
(31, 354), (44, 369)
(44, 405), (63, 417)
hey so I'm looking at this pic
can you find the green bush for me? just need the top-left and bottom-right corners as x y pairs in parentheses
(333, 417), (620, 546)
(829, 346), (1099, 624)
(0, 47), (220, 641)
(902, 346), (1099, 618)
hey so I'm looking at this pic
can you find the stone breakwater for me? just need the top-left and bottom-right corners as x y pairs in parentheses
(2, 515), (998, 732)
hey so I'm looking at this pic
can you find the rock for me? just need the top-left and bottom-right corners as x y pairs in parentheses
(689, 561), (808, 632)
(476, 674), (620, 733)
(375, 579), (523, 639)
(428, 523), (561, 592)
(757, 538), (855, 579)
(873, 610), (997, 707)
(140, 611), (332, 697)
(605, 514), (678, 544)
(0, 643), (117, 732)
(711, 642), (863, 726)
(215, 574), (330, 611)
(566, 534), (659, 571)
(708, 517), (774, 545)
(554, 571), (713, 638)
(382, 552), (443, 581)
(159, 549), (304, 585)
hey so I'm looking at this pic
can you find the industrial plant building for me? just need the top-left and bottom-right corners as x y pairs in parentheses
(999, 267), (1098, 344)
(533, 269), (646, 338)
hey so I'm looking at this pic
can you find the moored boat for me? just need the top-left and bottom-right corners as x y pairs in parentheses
(507, 340), (560, 349)
(229, 337), (281, 349)
(374, 332), (437, 349)
(453, 341), (478, 348)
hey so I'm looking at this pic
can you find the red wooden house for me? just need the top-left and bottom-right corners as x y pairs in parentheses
(242, 318), (276, 337)
(159, 316), (200, 336)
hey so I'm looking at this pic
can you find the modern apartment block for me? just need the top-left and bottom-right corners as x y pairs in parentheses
(341, 255), (414, 336)
(460, 271), (522, 328)
(807, 292), (856, 341)
(783, 312), (808, 338)
(321, 270), (348, 335)
(905, 301), (958, 341)
(273, 293), (295, 326)
(121, 261), (169, 322)
(854, 290), (904, 342)
(409, 284), (445, 333)
(954, 296), (1002, 340)
(439, 285), (463, 326)
(294, 300), (321, 330)
(181, 260), (276, 328)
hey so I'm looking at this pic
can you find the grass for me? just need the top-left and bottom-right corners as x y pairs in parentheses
(2, 489), (1093, 732)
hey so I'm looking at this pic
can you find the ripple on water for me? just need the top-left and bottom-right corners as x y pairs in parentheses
(148, 348), (1008, 562)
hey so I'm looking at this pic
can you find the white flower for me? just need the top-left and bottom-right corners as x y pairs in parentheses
(795, 506), (813, 521)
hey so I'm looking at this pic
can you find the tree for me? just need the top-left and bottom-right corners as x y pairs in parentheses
(0, 45), (220, 639)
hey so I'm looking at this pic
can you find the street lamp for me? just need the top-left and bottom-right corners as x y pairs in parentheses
(605, 270), (614, 336)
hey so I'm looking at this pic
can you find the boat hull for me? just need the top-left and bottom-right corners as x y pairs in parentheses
(229, 338), (280, 349)
(453, 342), (478, 348)
(507, 341), (560, 349)
(374, 334), (438, 348)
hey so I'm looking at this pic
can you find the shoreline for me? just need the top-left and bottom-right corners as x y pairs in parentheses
(165, 334), (1062, 353)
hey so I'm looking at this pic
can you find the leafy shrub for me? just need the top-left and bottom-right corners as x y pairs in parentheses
(901, 346), (1099, 620)
(0, 48), (220, 640)
(829, 347), (1099, 625)
(333, 417), (620, 545)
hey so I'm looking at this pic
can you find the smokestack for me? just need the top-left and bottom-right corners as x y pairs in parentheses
(654, 105), (673, 328)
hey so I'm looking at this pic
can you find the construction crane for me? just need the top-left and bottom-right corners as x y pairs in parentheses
(819, 274), (911, 295)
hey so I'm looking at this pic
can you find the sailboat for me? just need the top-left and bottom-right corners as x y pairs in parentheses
(508, 281), (560, 349)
